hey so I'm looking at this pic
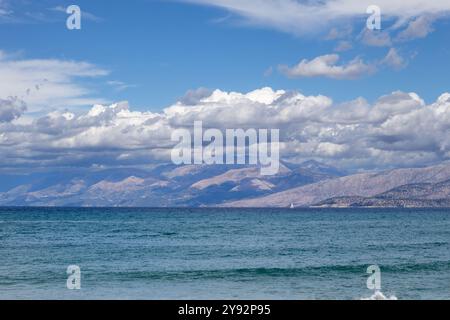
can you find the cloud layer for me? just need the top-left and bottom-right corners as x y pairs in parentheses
(1, 87), (449, 172)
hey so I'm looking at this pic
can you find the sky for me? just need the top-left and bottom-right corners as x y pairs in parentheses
(0, 0), (450, 173)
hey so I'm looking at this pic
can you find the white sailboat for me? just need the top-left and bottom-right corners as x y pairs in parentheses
(290, 203), (295, 209)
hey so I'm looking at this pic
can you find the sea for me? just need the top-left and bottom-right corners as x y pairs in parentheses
(0, 207), (449, 300)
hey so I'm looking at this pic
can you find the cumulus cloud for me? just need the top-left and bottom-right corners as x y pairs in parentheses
(280, 49), (408, 80)
(0, 97), (26, 122)
(0, 51), (109, 112)
(0, 87), (449, 172)
(279, 54), (375, 79)
(179, 87), (213, 105)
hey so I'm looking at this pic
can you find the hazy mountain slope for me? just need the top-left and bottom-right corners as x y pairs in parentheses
(377, 180), (450, 200)
(6, 161), (450, 208)
(191, 166), (288, 191)
(183, 161), (341, 206)
(0, 161), (341, 207)
(315, 197), (450, 208)
(314, 180), (450, 208)
(223, 163), (450, 207)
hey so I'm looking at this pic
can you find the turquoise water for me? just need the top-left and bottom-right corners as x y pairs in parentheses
(0, 207), (450, 300)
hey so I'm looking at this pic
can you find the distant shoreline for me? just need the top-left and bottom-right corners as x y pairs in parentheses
(1, 206), (450, 210)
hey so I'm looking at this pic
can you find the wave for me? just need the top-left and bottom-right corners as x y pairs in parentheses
(93, 260), (450, 282)
(361, 291), (398, 300)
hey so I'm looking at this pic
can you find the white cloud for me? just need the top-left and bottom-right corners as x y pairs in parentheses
(360, 29), (392, 47)
(49, 5), (102, 22)
(1, 87), (449, 171)
(0, 97), (26, 122)
(396, 15), (436, 41)
(325, 26), (353, 40)
(280, 49), (408, 80)
(334, 41), (353, 52)
(279, 54), (375, 79)
(107, 81), (137, 92)
(1, 2), (102, 23)
(183, 0), (450, 36)
(381, 48), (407, 70)
(0, 51), (110, 112)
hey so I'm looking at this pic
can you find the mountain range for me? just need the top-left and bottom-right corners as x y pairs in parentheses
(0, 161), (343, 207)
(226, 162), (450, 208)
(1, 161), (450, 208)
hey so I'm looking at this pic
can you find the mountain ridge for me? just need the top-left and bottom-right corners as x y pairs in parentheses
(223, 163), (450, 208)
(1, 162), (450, 208)
(313, 179), (450, 208)
(0, 160), (341, 207)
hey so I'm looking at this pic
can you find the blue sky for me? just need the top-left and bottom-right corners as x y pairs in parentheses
(1, 0), (450, 172)
(1, 0), (450, 111)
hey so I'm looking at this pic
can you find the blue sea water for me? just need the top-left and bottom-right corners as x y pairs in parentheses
(0, 207), (450, 300)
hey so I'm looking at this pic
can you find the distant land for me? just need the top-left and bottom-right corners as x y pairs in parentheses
(313, 180), (450, 208)
(1, 161), (450, 208)
(226, 162), (450, 208)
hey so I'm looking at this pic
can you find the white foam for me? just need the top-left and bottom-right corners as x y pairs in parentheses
(361, 291), (398, 300)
